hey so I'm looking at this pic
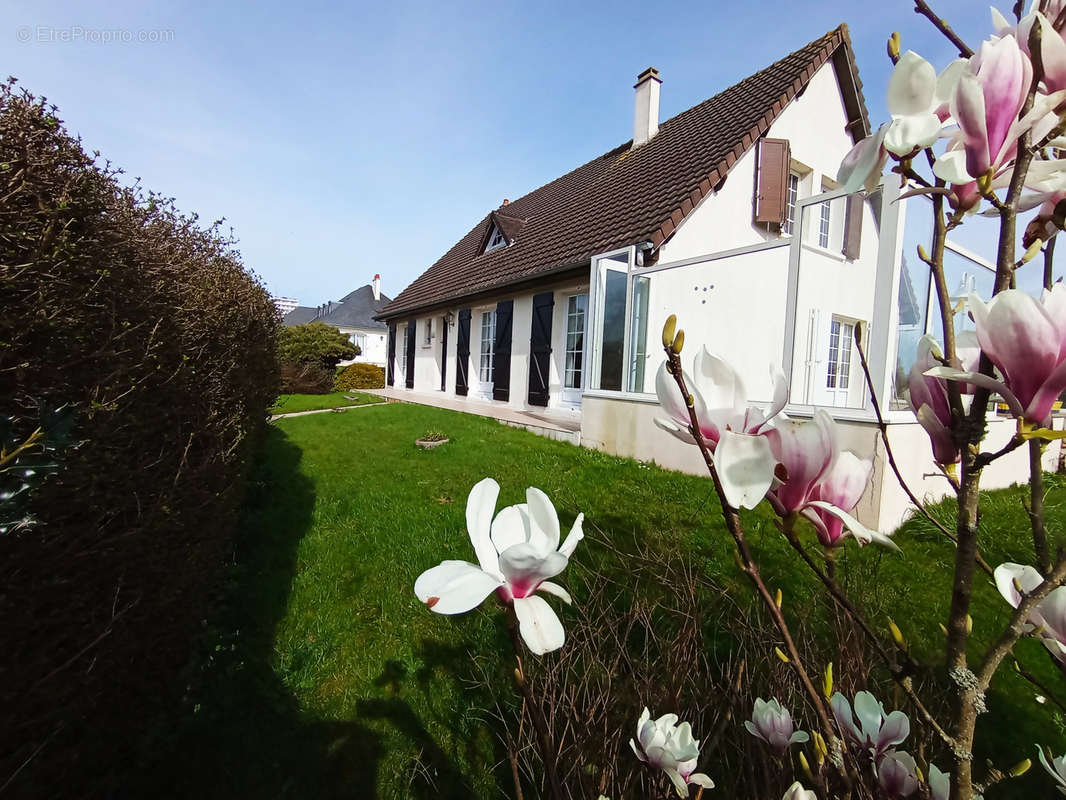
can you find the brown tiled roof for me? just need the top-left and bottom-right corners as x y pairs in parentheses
(380, 24), (868, 320)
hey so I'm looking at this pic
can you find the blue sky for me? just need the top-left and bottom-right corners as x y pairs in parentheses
(5, 0), (992, 305)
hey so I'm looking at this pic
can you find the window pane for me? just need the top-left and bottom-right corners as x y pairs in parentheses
(628, 276), (650, 392)
(819, 201), (831, 248)
(597, 270), (627, 391)
(783, 174), (799, 235)
(565, 294), (587, 390)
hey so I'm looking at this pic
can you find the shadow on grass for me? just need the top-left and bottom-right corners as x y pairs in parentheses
(127, 427), (486, 799)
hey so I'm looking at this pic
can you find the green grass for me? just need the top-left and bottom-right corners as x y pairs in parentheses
(271, 391), (380, 414)
(136, 404), (1066, 798)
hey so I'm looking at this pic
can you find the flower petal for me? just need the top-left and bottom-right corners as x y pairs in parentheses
(467, 478), (502, 576)
(413, 560), (503, 614)
(558, 513), (584, 557)
(838, 124), (888, 194)
(513, 594), (565, 655)
(715, 429), (776, 510)
(887, 51), (937, 117)
(923, 366), (1026, 418)
(525, 486), (560, 553)
(537, 580), (573, 604)
(805, 501), (900, 551)
(853, 691), (884, 743)
(885, 113), (942, 155)
(498, 542), (568, 597)
(491, 503), (530, 553)
(932, 148), (975, 185)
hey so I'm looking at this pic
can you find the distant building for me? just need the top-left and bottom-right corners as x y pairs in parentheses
(281, 275), (392, 366)
(273, 296), (299, 315)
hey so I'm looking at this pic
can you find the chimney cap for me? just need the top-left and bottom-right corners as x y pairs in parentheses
(374, 273), (380, 280)
(501, 198), (509, 206)
(634, 67), (662, 88)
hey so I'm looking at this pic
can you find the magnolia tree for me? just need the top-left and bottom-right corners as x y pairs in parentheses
(414, 3), (1066, 798)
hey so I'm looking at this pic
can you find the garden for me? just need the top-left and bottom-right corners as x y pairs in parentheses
(126, 403), (1065, 798)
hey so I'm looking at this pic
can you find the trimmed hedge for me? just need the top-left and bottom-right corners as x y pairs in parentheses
(334, 362), (386, 390)
(0, 79), (279, 793)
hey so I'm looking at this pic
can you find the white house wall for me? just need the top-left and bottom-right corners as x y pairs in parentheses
(337, 326), (388, 367)
(389, 277), (589, 415)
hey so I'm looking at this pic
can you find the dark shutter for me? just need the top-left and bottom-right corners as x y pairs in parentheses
(754, 138), (791, 226)
(405, 320), (416, 389)
(455, 309), (471, 396)
(528, 292), (554, 406)
(386, 323), (396, 386)
(492, 300), (513, 402)
(843, 194), (863, 259)
(440, 316), (448, 391)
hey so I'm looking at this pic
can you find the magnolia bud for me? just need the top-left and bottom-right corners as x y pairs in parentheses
(1019, 238), (1043, 266)
(939, 622), (948, 637)
(799, 751), (814, 781)
(889, 618), (906, 649)
(888, 32), (901, 63)
(775, 588), (783, 609)
(917, 244), (931, 264)
(514, 667), (524, 686)
(672, 329), (685, 354)
(1010, 758), (1032, 777)
(662, 314), (677, 348)
(966, 614), (973, 634)
(823, 662), (833, 699)
(775, 647), (790, 664)
(813, 731), (828, 765)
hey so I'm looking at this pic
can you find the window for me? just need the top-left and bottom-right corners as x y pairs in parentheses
(564, 294), (587, 389)
(479, 310), (496, 383)
(783, 173), (800, 234)
(351, 333), (367, 353)
(826, 317), (854, 390)
(398, 326), (408, 381)
(424, 318), (433, 346)
(485, 224), (507, 252)
(818, 199), (832, 248)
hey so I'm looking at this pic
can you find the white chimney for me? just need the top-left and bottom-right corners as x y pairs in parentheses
(633, 67), (661, 148)
(372, 273), (381, 301)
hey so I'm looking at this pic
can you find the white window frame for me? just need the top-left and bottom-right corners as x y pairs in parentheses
(818, 199), (832, 249)
(563, 293), (588, 402)
(825, 316), (854, 392)
(783, 172), (800, 235)
(479, 310), (496, 386)
(422, 318), (433, 347)
(398, 325), (408, 383)
(587, 247), (636, 392)
(485, 224), (507, 253)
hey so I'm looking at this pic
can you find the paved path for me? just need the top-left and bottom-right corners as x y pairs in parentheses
(270, 402), (387, 421)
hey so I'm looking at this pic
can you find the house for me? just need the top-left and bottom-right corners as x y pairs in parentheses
(283, 276), (392, 366)
(376, 25), (1059, 531)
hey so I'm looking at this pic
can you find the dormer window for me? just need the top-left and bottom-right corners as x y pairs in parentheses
(485, 223), (508, 252)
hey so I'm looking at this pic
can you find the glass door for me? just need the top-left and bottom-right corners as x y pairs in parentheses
(562, 293), (588, 405)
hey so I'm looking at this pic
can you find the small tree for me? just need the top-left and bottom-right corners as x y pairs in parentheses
(278, 322), (357, 370)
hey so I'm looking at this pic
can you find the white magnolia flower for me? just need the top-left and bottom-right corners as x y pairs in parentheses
(630, 707), (715, 797)
(744, 697), (809, 756)
(781, 783), (817, 800)
(830, 691), (910, 761)
(883, 50), (965, 156)
(414, 478), (583, 655)
(994, 563), (1066, 664)
(655, 347), (786, 509)
(1038, 745), (1066, 795)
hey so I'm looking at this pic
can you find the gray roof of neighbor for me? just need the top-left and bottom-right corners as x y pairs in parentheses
(379, 24), (868, 320)
(281, 306), (318, 326)
(318, 285), (392, 330)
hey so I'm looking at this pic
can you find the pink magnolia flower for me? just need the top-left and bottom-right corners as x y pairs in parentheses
(781, 784), (817, 800)
(838, 124), (889, 195)
(994, 562), (1066, 663)
(883, 51), (965, 156)
(878, 751), (919, 798)
(906, 334), (979, 465)
(954, 34), (1032, 180)
(929, 285), (1066, 424)
(630, 708), (715, 797)
(655, 348), (787, 509)
(744, 697), (809, 756)
(414, 478), (583, 655)
(831, 690), (910, 761)
(765, 411), (896, 549)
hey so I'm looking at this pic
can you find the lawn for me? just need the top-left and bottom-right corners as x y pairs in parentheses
(135, 403), (1066, 799)
(270, 391), (381, 415)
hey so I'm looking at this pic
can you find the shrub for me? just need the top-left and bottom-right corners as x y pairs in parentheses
(281, 361), (335, 394)
(334, 362), (386, 390)
(0, 79), (279, 794)
(278, 322), (357, 370)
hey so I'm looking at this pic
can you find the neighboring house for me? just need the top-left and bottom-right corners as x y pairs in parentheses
(283, 275), (392, 366)
(376, 25), (1058, 530)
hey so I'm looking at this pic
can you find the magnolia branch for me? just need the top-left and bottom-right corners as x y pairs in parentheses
(661, 339), (844, 763)
(912, 0), (974, 58)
